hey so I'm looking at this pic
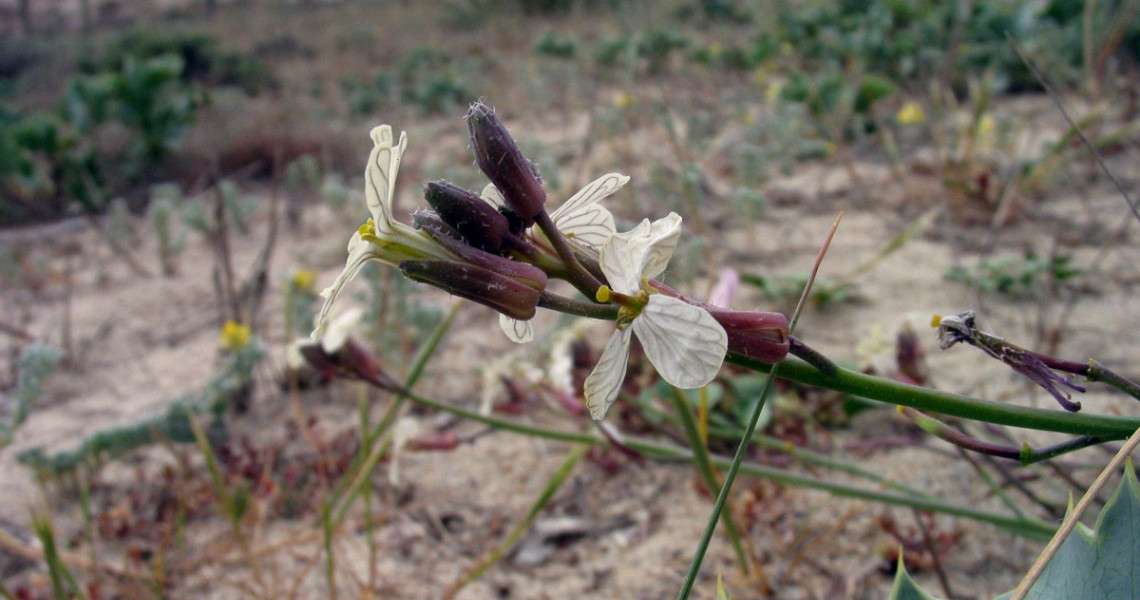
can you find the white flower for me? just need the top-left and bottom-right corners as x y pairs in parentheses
(313, 126), (456, 338)
(583, 213), (727, 420)
(490, 172), (628, 343)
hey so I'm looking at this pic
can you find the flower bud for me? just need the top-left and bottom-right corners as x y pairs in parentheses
(466, 101), (546, 225)
(708, 308), (790, 363)
(424, 180), (510, 252)
(400, 260), (544, 320)
(418, 224), (547, 290)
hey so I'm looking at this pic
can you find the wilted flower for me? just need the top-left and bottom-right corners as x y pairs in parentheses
(583, 213), (728, 420)
(935, 311), (1085, 411)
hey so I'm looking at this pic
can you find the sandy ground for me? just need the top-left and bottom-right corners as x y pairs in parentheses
(2, 92), (1140, 599)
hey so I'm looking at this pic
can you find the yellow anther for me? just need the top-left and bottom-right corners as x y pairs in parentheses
(596, 285), (612, 303)
(931, 314), (942, 328)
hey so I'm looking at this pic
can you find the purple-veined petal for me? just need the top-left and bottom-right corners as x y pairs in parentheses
(365, 125), (408, 232)
(499, 314), (534, 343)
(633, 295), (726, 389)
(599, 213), (682, 294)
(584, 328), (633, 420)
(313, 232), (377, 338)
(549, 173), (625, 250)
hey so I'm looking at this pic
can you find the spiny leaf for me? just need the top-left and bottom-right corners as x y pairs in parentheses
(891, 460), (1140, 600)
(994, 459), (1140, 600)
(887, 556), (942, 600)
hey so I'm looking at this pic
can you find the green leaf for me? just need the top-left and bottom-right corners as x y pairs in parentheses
(994, 460), (1140, 600)
(716, 572), (731, 600)
(893, 460), (1140, 600)
(887, 556), (943, 600)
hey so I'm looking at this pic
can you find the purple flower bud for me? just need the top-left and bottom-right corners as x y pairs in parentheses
(418, 224), (548, 290)
(708, 308), (790, 363)
(466, 102), (546, 225)
(424, 180), (510, 252)
(400, 260), (544, 320)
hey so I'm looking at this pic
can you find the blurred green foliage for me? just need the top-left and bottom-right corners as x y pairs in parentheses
(0, 28), (280, 225)
(944, 251), (1081, 298)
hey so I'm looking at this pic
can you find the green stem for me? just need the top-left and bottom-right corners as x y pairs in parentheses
(533, 210), (604, 297)
(538, 291), (619, 320)
(330, 303), (461, 527)
(668, 388), (751, 573)
(1088, 359), (1140, 402)
(727, 354), (1140, 439)
(677, 363), (781, 600)
(706, 426), (932, 499)
(901, 406), (1105, 465)
(388, 384), (1055, 539)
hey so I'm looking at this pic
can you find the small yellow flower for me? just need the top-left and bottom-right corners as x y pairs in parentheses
(220, 320), (252, 351)
(764, 80), (784, 104)
(976, 114), (996, 148)
(896, 101), (926, 125)
(613, 91), (636, 110)
(292, 269), (317, 294)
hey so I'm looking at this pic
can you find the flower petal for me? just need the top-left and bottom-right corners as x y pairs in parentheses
(313, 231), (377, 338)
(321, 307), (364, 353)
(633, 295), (726, 389)
(365, 125), (408, 232)
(499, 314), (534, 343)
(599, 212), (682, 294)
(549, 172), (625, 250)
(480, 183), (506, 209)
(584, 328), (633, 420)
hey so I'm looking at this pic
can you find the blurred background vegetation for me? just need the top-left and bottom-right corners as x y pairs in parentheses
(2, 0), (1137, 226)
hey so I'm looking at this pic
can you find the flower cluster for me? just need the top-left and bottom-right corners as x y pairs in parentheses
(313, 102), (790, 419)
